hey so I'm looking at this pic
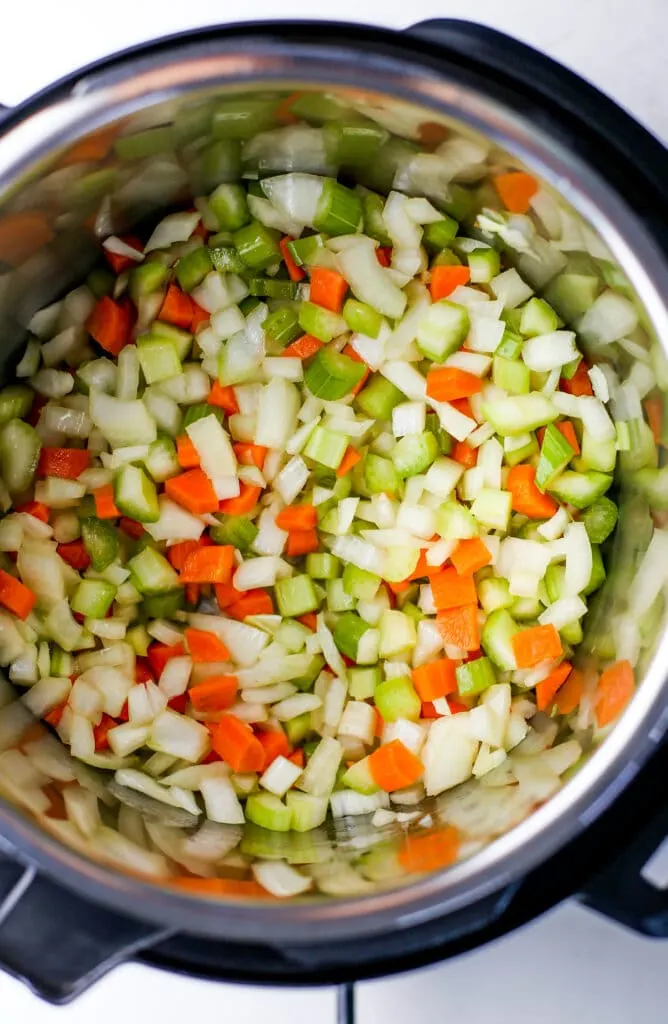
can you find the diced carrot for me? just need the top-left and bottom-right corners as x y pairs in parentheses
(430, 264), (471, 301)
(218, 483), (262, 516)
(135, 659), (155, 684)
(560, 360), (593, 397)
(171, 876), (274, 899)
(421, 702), (440, 719)
(176, 434), (200, 469)
(535, 661), (573, 712)
(93, 714), (117, 752)
(426, 367), (483, 403)
(165, 468), (219, 515)
(232, 443), (267, 469)
(190, 300), (210, 332)
(227, 589), (274, 620)
(386, 579), (411, 595)
(310, 267), (348, 313)
(430, 568), (477, 611)
(555, 668), (584, 716)
(297, 612), (318, 631)
(341, 344), (370, 395)
(214, 581), (243, 611)
(407, 549), (446, 582)
(57, 540), (90, 571)
(167, 538), (212, 572)
(185, 583), (200, 606)
(511, 624), (563, 669)
(86, 296), (131, 356)
(169, 693), (188, 714)
(208, 381), (239, 413)
(275, 504), (317, 531)
(556, 420), (580, 455)
(94, 483), (120, 519)
(376, 246), (392, 267)
(506, 464), (558, 519)
(158, 284), (193, 329)
(44, 702), (67, 728)
(368, 739), (424, 792)
(450, 537), (491, 576)
(36, 446), (90, 480)
(275, 91), (304, 125)
(286, 529), (319, 557)
(180, 545), (235, 584)
(15, 501), (49, 523)
(57, 124), (119, 167)
(374, 708), (385, 739)
(119, 517), (144, 539)
(279, 236), (306, 282)
(0, 210), (53, 265)
(452, 441), (477, 468)
(147, 642), (186, 678)
(336, 445), (362, 477)
(184, 627), (230, 663)
(448, 697), (470, 714)
(398, 827), (460, 873)
(412, 658), (458, 701)
(644, 395), (663, 445)
(281, 334), (323, 359)
(450, 396), (474, 419)
(436, 604), (480, 651)
(256, 726), (290, 769)
(288, 749), (305, 768)
(593, 660), (635, 727)
(103, 234), (143, 274)
(493, 171), (538, 214)
(211, 714), (265, 772)
(188, 675), (238, 712)
(417, 121), (449, 147)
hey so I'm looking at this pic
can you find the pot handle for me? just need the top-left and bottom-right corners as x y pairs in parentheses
(0, 847), (173, 1003)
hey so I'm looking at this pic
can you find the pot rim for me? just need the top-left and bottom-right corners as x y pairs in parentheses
(0, 21), (667, 944)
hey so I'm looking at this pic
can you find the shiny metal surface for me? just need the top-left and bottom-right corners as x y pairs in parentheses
(0, 27), (666, 943)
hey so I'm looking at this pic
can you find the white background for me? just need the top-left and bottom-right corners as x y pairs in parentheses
(1, 1), (668, 1021)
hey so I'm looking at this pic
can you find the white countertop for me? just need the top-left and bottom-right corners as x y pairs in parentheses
(1, 1), (668, 1020)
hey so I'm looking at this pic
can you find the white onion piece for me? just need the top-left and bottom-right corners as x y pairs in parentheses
(337, 239), (407, 319)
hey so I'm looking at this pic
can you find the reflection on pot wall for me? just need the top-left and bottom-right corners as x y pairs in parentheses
(0, 82), (665, 904)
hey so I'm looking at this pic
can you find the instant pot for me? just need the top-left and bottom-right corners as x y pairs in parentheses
(0, 18), (667, 1016)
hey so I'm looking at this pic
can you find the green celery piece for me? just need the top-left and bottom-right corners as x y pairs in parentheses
(391, 432), (439, 477)
(211, 97), (279, 139)
(493, 356), (530, 395)
(305, 553), (341, 580)
(314, 179), (363, 236)
(87, 268), (115, 299)
(175, 248), (212, 293)
(348, 666), (382, 700)
(0, 386), (33, 426)
(519, 297), (559, 337)
(71, 579), (116, 618)
(128, 546), (180, 595)
(355, 374), (404, 421)
(325, 119), (387, 169)
(416, 300), (469, 362)
(364, 453), (400, 494)
(374, 676), (421, 723)
(208, 245), (245, 274)
(422, 215), (458, 252)
(209, 515), (258, 552)
(468, 247), (500, 284)
(275, 575), (319, 617)
(478, 577), (513, 613)
(535, 422), (576, 489)
(249, 278), (298, 300)
(143, 589), (186, 618)
(303, 426), (348, 470)
(136, 337), (182, 386)
(0, 419), (40, 493)
(456, 656), (497, 696)
(299, 302), (347, 344)
(583, 544), (606, 597)
(81, 517), (119, 572)
(362, 192), (393, 245)
(482, 393), (558, 436)
(305, 347), (366, 399)
(326, 578), (355, 612)
(332, 612), (370, 662)
(343, 299), (383, 339)
(481, 609), (520, 670)
(263, 307), (302, 346)
(581, 497), (618, 544)
(342, 757), (379, 794)
(129, 262), (169, 303)
(547, 470), (612, 509)
(209, 183), (250, 232)
(233, 220), (281, 270)
(114, 464), (160, 523)
(114, 126), (173, 160)
(292, 655), (326, 693)
(342, 564), (380, 600)
(245, 793), (292, 832)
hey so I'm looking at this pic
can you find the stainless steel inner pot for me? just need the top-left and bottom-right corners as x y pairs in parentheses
(0, 21), (666, 951)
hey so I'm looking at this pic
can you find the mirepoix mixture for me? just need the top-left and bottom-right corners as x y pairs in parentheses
(0, 92), (655, 898)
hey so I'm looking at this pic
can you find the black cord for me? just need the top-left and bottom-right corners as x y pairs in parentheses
(337, 982), (356, 1024)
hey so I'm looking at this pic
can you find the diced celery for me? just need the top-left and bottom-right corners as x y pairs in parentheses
(391, 432), (439, 477)
(482, 394), (558, 436)
(210, 515), (258, 552)
(326, 578), (356, 612)
(379, 609), (417, 658)
(114, 465), (159, 523)
(333, 612), (371, 661)
(456, 656), (497, 696)
(343, 299), (383, 339)
(0, 419), (40, 494)
(468, 247), (500, 284)
(470, 489), (512, 531)
(149, 322), (192, 361)
(263, 307), (302, 346)
(128, 546), (180, 595)
(435, 501), (478, 540)
(364, 453), (399, 495)
(303, 426), (348, 470)
(285, 712), (313, 746)
(71, 579), (116, 618)
(495, 330), (524, 360)
(81, 517), (119, 572)
(306, 553), (341, 580)
(143, 589), (185, 618)
(492, 356), (530, 395)
(416, 300), (469, 362)
(519, 297), (559, 337)
(137, 337), (181, 385)
(292, 655), (325, 692)
(114, 126), (173, 160)
(481, 609), (519, 670)
(304, 347), (366, 399)
(275, 575), (319, 617)
(583, 544), (606, 596)
(144, 437), (179, 482)
(581, 497), (618, 544)
(535, 422), (576, 490)
(212, 97), (279, 139)
(548, 471), (612, 509)
(314, 179), (362, 236)
(342, 564), (380, 601)
(176, 248), (213, 293)
(0, 386), (33, 426)
(422, 215), (458, 252)
(348, 665), (382, 700)
(374, 675), (421, 722)
(129, 262), (169, 303)
(233, 220), (281, 269)
(209, 183), (250, 232)
(208, 245), (245, 274)
(544, 272), (601, 324)
(285, 791), (327, 832)
(299, 302), (347, 344)
(634, 466), (668, 510)
(127, 623), (151, 656)
(355, 374), (404, 421)
(250, 278), (298, 300)
(342, 757), (379, 795)
(478, 576), (513, 613)
(246, 793), (292, 832)
(503, 433), (539, 467)
(87, 268), (115, 299)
